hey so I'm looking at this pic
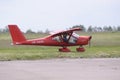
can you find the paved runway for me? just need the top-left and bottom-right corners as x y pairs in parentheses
(0, 58), (120, 80)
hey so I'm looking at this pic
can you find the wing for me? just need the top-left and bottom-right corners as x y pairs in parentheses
(50, 28), (81, 37)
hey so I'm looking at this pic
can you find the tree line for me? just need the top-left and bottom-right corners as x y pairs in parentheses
(0, 25), (120, 33)
(72, 25), (120, 32)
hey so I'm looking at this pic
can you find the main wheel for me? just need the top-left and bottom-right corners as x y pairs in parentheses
(76, 47), (85, 52)
(59, 47), (71, 52)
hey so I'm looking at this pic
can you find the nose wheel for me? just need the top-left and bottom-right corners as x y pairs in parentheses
(59, 47), (71, 52)
(76, 46), (85, 52)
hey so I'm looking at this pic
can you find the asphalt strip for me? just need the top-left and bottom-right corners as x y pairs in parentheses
(0, 58), (120, 80)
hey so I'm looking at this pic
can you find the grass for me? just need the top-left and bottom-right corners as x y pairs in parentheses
(0, 32), (120, 61)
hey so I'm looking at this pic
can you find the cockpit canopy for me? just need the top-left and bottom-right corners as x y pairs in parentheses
(52, 32), (79, 44)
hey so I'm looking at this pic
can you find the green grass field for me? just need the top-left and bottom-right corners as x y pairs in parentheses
(0, 32), (120, 61)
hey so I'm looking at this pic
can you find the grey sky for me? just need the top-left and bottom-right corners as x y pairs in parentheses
(0, 0), (120, 32)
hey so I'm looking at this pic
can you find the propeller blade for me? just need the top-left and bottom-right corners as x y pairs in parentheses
(89, 40), (91, 48)
(89, 36), (92, 48)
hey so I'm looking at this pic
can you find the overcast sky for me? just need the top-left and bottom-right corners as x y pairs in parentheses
(0, 0), (120, 32)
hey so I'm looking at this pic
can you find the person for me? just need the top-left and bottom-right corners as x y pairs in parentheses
(63, 33), (68, 43)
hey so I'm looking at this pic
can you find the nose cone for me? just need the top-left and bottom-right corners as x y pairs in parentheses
(78, 36), (92, 45)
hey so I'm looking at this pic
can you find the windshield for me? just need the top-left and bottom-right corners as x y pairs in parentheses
(72, 33), (79, 38)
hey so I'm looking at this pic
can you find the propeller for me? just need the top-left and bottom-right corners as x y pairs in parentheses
(88, 36), (92, 48)
(89, 40), (91, 47)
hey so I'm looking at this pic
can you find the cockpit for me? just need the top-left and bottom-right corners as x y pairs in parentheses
(52, 32), (79, 44)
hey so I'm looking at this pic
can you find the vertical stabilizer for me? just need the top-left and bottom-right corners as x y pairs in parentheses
(8, 25), (26, 45)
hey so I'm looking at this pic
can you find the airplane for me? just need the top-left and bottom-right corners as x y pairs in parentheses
(8, 25), (92, 52)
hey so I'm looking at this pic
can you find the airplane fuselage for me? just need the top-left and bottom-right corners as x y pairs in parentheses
(15, 35), (91, 47)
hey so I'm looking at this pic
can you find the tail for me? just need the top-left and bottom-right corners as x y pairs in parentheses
(8, 25), (26, 45)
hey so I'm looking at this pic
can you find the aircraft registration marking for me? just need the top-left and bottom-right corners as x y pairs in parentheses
(32, 40), (44, 44)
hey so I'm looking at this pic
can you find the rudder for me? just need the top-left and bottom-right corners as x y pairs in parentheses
(8, 25), (26, 45)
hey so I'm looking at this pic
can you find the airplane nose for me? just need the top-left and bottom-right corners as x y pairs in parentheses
(84, 36), (92, 41)
(78, 36), (92, 45)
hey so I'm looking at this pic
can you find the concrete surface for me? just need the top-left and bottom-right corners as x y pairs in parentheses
(0, 58), (120, 80)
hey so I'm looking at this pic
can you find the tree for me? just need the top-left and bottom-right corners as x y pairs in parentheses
(26, 29), (35, 34)
(87, 26), (93, 32)
(72, 25), (86, 32)
(37, 30), (43, 34)
(112, 26), (117, 32)
(96, 27), (103, 32)
(0, 29), (2, 33)
(108, 26), (113, 31)
(45, 29), (50, 34)
(117, 26), (120, 31)
(103, 26), (113, 32)
(2, 26), (9, 33)
(103, 26), (108, 32)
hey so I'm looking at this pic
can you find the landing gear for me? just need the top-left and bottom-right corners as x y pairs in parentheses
(76, 46), (85, 52)
(59, 47), (71, 52)
(59, 46), (85, 52)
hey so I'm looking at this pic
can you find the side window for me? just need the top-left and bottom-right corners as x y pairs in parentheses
(69, 33), (79, 44)
(52, 36), (61, 42)
(69, 36), (78, 43)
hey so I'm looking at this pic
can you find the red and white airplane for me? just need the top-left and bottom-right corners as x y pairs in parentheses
(8, 25), (92, 52)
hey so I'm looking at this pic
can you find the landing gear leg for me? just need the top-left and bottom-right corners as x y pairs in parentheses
(76, 46), (85, 52)
(59, 46), (71, 52)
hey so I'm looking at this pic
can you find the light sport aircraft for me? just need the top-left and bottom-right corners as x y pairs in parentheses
(8, 25), (92, 52)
